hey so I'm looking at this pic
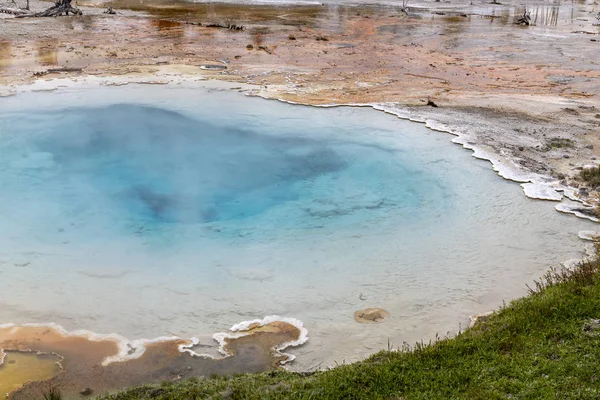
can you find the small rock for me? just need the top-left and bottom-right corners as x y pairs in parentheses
(563, 155), (570, 158)
(586, 144), (594, 150)
(562, 107), (579, 115)
(579, 188), (589, 196)
(246, 44), (254, 50)
(518, 146), (524, 151)
(469, 311), (494, 328)
(426, 100), (438, 107)
(354, 308), (390, 324)
(80, 388), (93, 396)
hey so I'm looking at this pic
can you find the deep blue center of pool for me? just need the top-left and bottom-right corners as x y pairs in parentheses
(1, 103), (444, 235)
(42, 105), (349, 223)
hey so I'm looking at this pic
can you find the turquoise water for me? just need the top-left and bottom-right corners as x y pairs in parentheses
(0, 84), (594, 369)
(1, 103), (442, 237)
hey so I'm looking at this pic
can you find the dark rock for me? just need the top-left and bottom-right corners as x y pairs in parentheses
(80, 388), (93, 396)
(200, 64), (227, 71)
(583, 319), (600, 336)
(426, 100), (438, 107)
(586, 144), (594, 150)
(562, 107), (579, 115)
(518, 146), (524, 151)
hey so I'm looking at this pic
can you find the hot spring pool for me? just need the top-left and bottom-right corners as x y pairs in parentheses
(0, 83), (594, 369)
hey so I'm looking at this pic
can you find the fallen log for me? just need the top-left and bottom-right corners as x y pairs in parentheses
(257, 45), (272, 54)
(16, 0), (82, 18)
(205, 23), (245, 31)
(0, 7), (29, 15)
(47, 67), (83, 72)
(33, 67), (83, 76)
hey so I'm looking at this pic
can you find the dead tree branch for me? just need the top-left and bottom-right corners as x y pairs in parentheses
(15, 0), (82, 18)
(516, 10), (531, 25)
(0, 7), (29, 15)
(205, 23), (245, 31)
(400, 0), (409, 14)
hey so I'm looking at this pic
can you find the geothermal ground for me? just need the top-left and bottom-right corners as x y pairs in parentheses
(1, 0), (600, 398)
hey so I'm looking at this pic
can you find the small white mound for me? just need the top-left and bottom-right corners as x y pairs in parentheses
(584, 243), (597, 258)
(561, 258), (582, 270)
(578, 231), (600, 241)
(562, 188), (582, 202)
(555, 203), (599, 222)
(521, 183), (563, 201)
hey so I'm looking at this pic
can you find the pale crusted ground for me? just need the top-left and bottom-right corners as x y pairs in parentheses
(1, 0), (599, 199)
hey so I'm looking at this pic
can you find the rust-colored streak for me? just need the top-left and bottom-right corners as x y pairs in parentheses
(0, 321), (302, 399)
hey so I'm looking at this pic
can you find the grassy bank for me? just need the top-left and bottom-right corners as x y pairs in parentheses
(94, 245), (600, 400)
(18, 245), (582, 400)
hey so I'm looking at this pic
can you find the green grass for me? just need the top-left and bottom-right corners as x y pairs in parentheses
(579, 166), (600, 189)
(543, 137), (575, 152)
(42, 388), (62, 400)
(95, 246), (600, 400)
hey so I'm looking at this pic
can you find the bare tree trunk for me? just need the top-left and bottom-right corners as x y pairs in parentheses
(15, 0), (82, 17)
(25, 0), (29, 10)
